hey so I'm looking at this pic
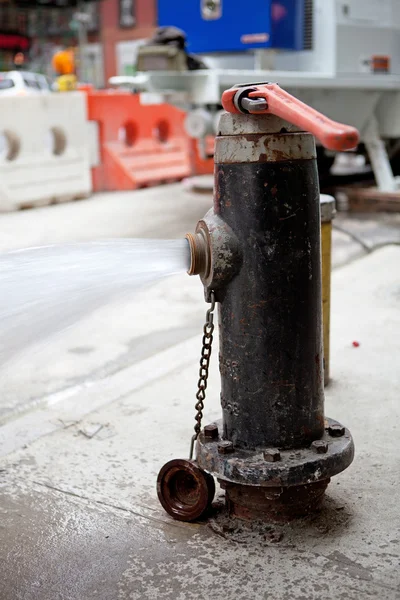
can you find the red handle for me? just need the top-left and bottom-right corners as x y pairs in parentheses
(221, 83), (360, 152)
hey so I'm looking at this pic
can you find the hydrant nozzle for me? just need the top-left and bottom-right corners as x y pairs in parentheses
(185, 231), (210, 278)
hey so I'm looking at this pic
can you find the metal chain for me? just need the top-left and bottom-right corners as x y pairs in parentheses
(189, 291), (216, 460)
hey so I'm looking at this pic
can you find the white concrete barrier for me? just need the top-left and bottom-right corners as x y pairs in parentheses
(0, 93), (92, 211)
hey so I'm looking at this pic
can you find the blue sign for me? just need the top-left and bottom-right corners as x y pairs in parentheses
(157, 0), (307, 54)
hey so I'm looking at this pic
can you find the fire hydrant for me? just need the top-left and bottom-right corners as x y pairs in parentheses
(157, 83), (359, 522)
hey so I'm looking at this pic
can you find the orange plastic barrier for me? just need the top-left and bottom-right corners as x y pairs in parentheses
(190, 136), (215, 176)
(86, 91), (192, 192)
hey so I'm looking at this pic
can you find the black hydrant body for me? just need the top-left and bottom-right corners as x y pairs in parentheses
(157, 83), (357, 522)
(216, 118), (324, 450)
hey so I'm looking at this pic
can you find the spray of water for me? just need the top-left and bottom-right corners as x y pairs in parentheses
(0, 239), (190, 365)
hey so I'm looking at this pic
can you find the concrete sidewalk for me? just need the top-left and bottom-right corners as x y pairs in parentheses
(0, 186), (399, 599)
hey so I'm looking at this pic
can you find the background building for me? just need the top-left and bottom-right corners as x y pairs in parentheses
(100, 0), (156, 82)
(0, 0), (30, 71)
(0, 0), (157, 85)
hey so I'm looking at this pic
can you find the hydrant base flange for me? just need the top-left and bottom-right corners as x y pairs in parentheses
(220, 478), (330, 522)
(196, 417), (354, 489)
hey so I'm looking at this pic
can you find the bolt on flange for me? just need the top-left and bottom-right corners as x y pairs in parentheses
(327, 424), (345, 437)
(263, 449), (281, 462)
(218, 440), (234, 454)
(204, 423), (219, 440)
(311, 440), (328, 454)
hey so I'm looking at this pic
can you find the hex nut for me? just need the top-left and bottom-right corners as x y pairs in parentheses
(328, 424), (345, 437)
(204, 424), (219, 440)
(311, 440), (328, 454)
(218, 440), (234, 454)
(263, 449), (281, 462)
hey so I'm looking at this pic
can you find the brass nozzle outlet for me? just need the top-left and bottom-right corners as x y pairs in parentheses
(185, 230), (210, 278)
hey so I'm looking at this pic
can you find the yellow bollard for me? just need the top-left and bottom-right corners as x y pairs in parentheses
(320, 194), (335, 386)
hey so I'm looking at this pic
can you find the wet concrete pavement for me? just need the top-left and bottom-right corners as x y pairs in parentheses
(2, 474), (399, 600)
(0, 185), (400, 599)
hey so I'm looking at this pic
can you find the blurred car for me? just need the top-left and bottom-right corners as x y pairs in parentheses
(0, 71), (53, 96)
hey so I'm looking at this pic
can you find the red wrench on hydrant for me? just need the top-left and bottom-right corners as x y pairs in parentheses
(222, 82), (360, 152)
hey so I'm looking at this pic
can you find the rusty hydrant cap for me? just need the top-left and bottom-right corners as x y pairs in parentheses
(157, 459), (215, 522)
